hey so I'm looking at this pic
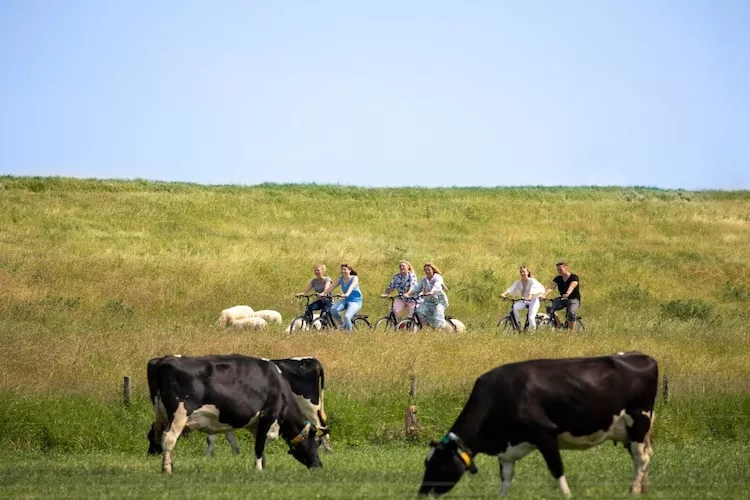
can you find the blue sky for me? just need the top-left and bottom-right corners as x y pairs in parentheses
(1, 1), (748, 189)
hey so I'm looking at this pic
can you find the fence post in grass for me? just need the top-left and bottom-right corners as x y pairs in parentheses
(662, 374), (669, 405)
(123, 376), (132, 407)
(405, 374), (417, 438)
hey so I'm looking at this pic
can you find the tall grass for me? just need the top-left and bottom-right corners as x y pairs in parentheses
(1, 176), (749, 448)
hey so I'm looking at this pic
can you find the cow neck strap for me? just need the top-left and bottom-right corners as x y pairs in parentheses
(445, 432), (478, 474)
(289, 421), (311, 446)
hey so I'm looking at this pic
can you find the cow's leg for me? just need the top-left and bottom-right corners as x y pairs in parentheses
(161, 402), (188, 473)
(536, 437), (570, 498)
(226, 431), (240, 456)
(253, 417), (277, 471)
(205, 434), (218, 456)
(499, 460), (515, 496)
(627, 410), (654, 494)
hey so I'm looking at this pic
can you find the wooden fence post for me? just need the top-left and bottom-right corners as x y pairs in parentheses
(123, 376), (132, 407)
(662, 374), (669, 405)
(405, 375), (418, 438)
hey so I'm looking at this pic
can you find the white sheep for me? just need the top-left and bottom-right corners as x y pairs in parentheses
(449, 319), (466, 332)
(253, 309), (283, 324)
(216, 305), (254, 327)
(230, 316), (268, 331)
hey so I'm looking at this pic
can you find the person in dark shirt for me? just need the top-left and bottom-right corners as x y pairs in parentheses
(543, 261), (581, 331)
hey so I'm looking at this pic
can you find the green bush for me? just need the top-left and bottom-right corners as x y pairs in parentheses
(661, 299), (715, 321)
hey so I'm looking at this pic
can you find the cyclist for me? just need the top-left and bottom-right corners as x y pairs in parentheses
(380, 260), (417, 322)
(543, 261), (581, 332)
(500, 265), (546, 330)
(407, 263), (449, 328)
(320, 263), (362, 332)
(295, 264), (333, 320)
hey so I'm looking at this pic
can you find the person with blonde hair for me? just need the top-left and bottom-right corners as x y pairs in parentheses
(501, 265), (546, 330)
(381, 260), (418, 322)
(407, 263), (449, 328)
(320, 264), (362, 332)
(296, 264), (333, 318)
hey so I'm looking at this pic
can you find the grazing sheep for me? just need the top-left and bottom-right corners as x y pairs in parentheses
(253, 309), (283, 324)
(230, 316), (267, 331)
(449, 319), (466, 332)
(216, 305), (255, 327)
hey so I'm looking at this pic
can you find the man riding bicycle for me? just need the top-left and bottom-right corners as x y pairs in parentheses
(543, 261), (581, 332)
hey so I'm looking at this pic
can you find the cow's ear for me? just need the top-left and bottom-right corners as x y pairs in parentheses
(316, 427), (330, 437)
(308, 424), (318, 438)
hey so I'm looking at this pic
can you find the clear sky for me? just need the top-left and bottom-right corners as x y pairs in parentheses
(1, 1), (749, 189)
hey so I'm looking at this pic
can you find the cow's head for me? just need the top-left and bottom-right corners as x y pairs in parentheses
(287, 421), (323, 468)
(418, 433), (478, 496)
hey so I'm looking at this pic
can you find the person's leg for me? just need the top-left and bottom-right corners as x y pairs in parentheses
(342, 301), (362, 331)
(433, 303), (447, 328)
(330, 299), (345, 327)
(566, 299), (580, 331)
(549, 298), (566, 326)
(393, 297), (407, 321)
(527, 298), (541, 330)
(512, 300), (526, 328)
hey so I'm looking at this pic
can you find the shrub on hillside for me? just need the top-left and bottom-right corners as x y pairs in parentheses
(609, 284), (649, 301)
(661, 299), (715, 321)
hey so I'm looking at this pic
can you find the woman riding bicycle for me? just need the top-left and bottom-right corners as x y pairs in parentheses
(406, 263), (449, 328)
(320, 264), (362, 333)
(380, 260), (417, 323)
(500, 265), (546, 330)
(295, 264), (333, 318)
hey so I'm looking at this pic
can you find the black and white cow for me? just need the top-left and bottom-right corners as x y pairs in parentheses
(203, 356), (331, 456)
(146, 354), (324, 473)
(419, 352), (658, 498)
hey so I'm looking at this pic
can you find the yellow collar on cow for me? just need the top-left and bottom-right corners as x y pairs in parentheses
(290, 422), (311, 446)
(445, 432), (478, 474)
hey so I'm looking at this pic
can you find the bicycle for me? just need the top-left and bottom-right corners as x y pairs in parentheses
(289, 295), (372, 332)
(537, 297), (585, 332)
(496, 296), (544, 332)
(395, 297), (458, 332)
(373, 295), (409, 331)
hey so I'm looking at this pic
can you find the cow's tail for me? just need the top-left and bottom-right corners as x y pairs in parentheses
(318, 363), (327, 427)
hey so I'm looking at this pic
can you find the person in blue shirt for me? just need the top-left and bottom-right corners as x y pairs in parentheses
(320, 263), (362, 332)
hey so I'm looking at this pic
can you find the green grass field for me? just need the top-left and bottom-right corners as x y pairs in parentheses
(2, 443), (749, 499)
(1, 176), (749, 497)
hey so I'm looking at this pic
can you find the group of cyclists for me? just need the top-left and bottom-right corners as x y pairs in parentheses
(295, 260), (580, 332)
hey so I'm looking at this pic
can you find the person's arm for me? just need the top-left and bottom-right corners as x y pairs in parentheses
(421, 275), (443, 296)
(562, 279), (579, 299)
(528, 279), (546, 299)
(342, 276), (359, 298)
(500, 280), (519, 299)
(543, 279), (556, 299)
(381, 275), (397, 297)
(404, 273), (417, 297)
(320, 278), (339, 296)
(408, 279), (423, 297)
(296, 280), (314, 297)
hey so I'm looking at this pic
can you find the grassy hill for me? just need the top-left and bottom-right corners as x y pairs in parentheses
(1, 176), (749, 451)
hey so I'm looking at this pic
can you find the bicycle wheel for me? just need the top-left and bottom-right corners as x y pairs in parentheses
(396, 318), (418, 332)
(373, 317), (395, 331)
(352, 316), (372, 330)
(497, 317), (517, 332)
(288, 315), (309, 333)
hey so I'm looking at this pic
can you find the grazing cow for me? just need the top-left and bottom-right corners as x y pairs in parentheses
(146, 354), (324, 473)
(419, 352), (658, 498)
(204, 356), (332, 455)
